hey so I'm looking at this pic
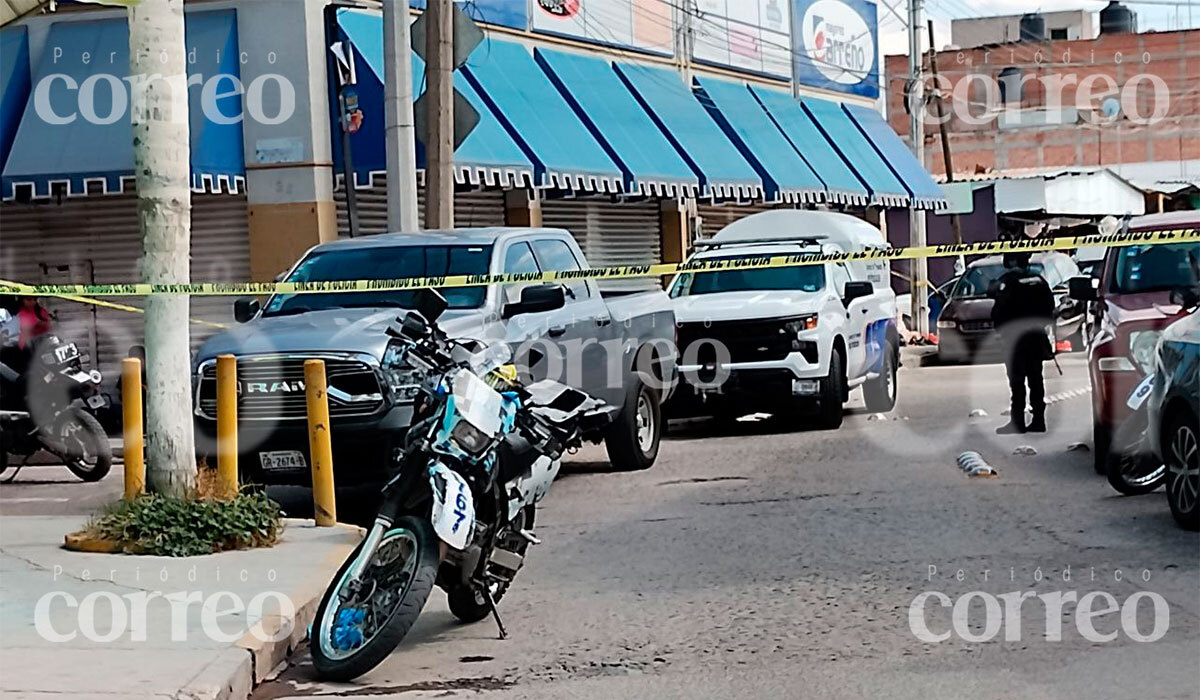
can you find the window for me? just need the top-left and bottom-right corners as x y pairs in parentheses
(532, 239), (590, 300)
(998, 67), (1022, 104)
(1110, 243), (1200, 294)
(830, 263), (852, 297)
(501, 242), (541, 302)
(262, 245), (493, 316)
(1050, 28), (1068, 40)
(953, 262), (1046, 299)
(671, 257), (826, 297)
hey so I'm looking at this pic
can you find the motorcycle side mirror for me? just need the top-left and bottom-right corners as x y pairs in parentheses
(392, 311), (428, 341)
(414, 289), (448, 323)
(1068, 276), (1098, 302)
(502, 284), (566, 320)
(233, 298), (260, 324)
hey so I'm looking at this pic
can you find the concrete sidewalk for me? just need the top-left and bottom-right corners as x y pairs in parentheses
(0, 516), (361, 700)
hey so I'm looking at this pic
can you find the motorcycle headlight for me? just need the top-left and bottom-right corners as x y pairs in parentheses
(784, 315), (819, 336)
(1128, 330), (1161, 375)
(450, 420), (490, 455)
(382, 341), (422, 402)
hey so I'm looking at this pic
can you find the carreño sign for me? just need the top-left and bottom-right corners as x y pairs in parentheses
(792, 0), (879, 98)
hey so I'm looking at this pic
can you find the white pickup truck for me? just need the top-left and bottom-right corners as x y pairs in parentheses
(666, 211), (899, 428)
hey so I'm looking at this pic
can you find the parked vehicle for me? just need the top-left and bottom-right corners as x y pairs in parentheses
(1103, 365), (1165, 496)
(936, 251), (1083, 362)
(896, 275), (960, 337)
(1069, 211), (1200, 475)
(666, 211), (898, 429)
(310, 289), (613, 680)
(193, 229), (676, 485)
(1148, 287), (1199, 530)
(0, 329), (112, 482)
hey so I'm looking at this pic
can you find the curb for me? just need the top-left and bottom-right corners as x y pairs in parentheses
(175, 521), (363, 700)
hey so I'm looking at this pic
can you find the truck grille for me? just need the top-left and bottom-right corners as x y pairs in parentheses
(676, 318), (798, 364)
(959, 320), (995, 333)
(196, 356), (384, 421)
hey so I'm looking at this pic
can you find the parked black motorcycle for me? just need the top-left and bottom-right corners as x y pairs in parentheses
(0, 333), (112, 482)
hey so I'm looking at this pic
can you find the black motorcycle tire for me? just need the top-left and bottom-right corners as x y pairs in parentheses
(311, 516), (440, 682)
(447, 507), (536, 624)
(1105, 414), (1165, 496)
(59, 408), (113, 483)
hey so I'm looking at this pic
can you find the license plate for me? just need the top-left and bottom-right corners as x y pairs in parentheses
(259, 450), (307, 471)
(1126, 374), (1155, 411)
(86, 394), (107, 410)
(792, 379), (821, 395)
(55, 343), (79, 363)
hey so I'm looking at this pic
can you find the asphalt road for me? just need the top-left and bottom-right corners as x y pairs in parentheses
(249, 353), (1198, 700)
(3, 353), (1196, 699)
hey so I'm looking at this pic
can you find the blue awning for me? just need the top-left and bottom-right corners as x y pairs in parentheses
(749, 86), (871, 207)
(693, 77), (825, 205)
(461, 40), (623, 193)
(334, 10), (534, 189)
(844, 105), (947, 211)
(534, 48), (698, 199)
(0, 27), (31, 177)
(800, 98), (909, 208)
(614, 63), (761, 201)
(1, 11), (245, 200)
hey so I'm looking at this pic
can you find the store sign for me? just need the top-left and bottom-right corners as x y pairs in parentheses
(532, 0), (675, 56)
(692, 0), (792, 79)
(792, 0), (878, 98)
(409, 0), (527, 32)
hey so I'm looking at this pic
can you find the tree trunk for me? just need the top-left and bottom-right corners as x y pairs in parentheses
(129, 0), (196, 498)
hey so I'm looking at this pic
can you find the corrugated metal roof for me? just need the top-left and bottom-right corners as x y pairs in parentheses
(1, 0), (51, 28)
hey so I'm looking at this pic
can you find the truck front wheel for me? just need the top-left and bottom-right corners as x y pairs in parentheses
(816, 349), (846, 430)
(605, 379), (661, 472)
(863, 342), (898, 413)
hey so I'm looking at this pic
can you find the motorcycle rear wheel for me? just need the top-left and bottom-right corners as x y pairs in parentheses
(311, 516), (439, 682)
(58, 409), (112, 483)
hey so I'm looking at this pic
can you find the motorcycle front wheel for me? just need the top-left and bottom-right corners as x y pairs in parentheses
(57, 408), (112, 483)
(1106, 413), (1166, 496)
(311, 516), (439, 682)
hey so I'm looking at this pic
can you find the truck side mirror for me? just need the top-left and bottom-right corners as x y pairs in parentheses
(842, 281), (873, 305)
(502, 284), (565, 319)
(1068, 276), (1098, 302)
(233, 298), (260, 324)
(1169, 285), (1200, 309)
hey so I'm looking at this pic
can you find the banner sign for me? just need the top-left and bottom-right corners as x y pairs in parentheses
(792, 0), (879, 98)
(692, 0), (792, 79)
(531, 0), (675, 55)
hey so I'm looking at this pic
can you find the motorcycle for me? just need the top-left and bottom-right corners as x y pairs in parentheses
(1105, 367), (1165, 495)
(310, 289), (613, 681)
(0, 332), (112, 483)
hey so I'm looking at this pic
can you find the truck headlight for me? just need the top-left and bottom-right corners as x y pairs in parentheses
(784, 315), (818, 335)
(450, 421), (490, 455)
(1128, 330), (1161, 375)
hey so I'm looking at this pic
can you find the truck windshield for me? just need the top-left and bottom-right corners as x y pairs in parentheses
(1109, 243), (1200, 294)
(671, 257), (825, 297)
(263, 245), (493, 316)
(953, 262), (1044, 299)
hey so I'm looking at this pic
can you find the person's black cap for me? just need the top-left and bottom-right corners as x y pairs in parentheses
(1004, 251), (1032, 268)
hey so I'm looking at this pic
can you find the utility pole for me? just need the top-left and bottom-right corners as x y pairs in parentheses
(384, 0), (420, 232)
(927, 20), (962, 245)
(425, 0), (454, 229)
(907, 0), (929, 337)
(128, 0), (195, 498)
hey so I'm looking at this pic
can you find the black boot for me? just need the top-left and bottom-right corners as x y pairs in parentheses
(996, 413), (1026, 434)
(1027, 412), (1046, 433)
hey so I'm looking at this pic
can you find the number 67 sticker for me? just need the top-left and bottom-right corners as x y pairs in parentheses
(429, 462), (475, 551)
(1126, 374), (1156, 411)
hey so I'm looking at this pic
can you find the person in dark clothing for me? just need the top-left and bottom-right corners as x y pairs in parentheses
(990, 252), (1056, 434)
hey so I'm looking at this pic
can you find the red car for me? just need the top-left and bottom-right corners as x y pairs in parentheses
(1070, 211), (1200, 475)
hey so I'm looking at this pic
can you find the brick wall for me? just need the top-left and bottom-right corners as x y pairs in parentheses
(884, 29), (1199, 176)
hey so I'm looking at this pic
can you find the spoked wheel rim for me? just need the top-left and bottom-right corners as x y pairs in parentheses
(635, 392), (655, 453)
(58, 420), (99, 473)
(1168, 424), (1199, 514)
(1117, 451), (1166, 488)
(317, 528), (420, 661)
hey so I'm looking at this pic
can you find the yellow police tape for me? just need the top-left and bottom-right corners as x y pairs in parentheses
(0, 228), (1196, 299)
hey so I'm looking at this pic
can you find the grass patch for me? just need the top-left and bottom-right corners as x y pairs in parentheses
(78, 470), (284, 557)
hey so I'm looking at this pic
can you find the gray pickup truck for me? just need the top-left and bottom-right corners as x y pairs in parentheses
(193, 228), (676, 485)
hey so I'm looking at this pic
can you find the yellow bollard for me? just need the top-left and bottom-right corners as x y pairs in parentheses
(215, 355), (239, 499)
(121, 358), (145, 500)
(305, 359), (337, 526)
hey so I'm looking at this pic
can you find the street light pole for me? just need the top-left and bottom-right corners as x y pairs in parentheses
(384, 0), (420, 232)
(425, 0), (454, 230)
(907, 0), (929, 337)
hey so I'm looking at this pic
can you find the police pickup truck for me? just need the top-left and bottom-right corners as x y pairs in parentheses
(667, 211), (899, 428)
(193, 228), (676, 484)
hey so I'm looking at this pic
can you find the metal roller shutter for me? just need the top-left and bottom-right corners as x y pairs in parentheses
(0, 194), (250, 380)
(696, 202), (787, 240)
(540, 199), (662, 293)
(335, 183), (506, 237)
